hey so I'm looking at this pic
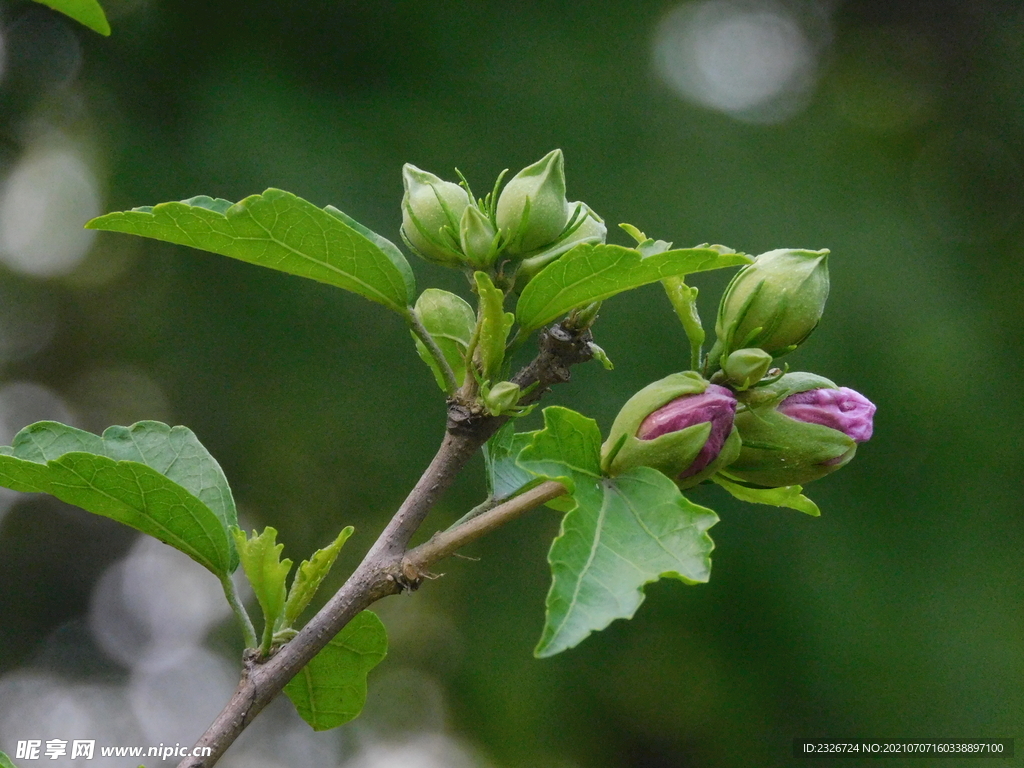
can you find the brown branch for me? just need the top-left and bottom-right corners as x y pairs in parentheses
(176, 322), (593, 768)
(404, 480), (567, 575)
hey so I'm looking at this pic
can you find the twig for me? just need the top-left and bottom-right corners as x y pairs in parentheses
(405, 480), (567, 573)
(176, 321), (593, 768)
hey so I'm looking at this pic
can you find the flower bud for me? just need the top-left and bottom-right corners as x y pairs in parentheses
(496, 149), (569, 255)
(401, 163), (470, 267)
(602, 372), (740, 489)
(459, 205), (499, 269)
(722, 348), (773, 390)
(726, 373), (875, 487)
(710, 249), (829, 364)
(514, 202), (606, 289)
(483, 381), (520, 416)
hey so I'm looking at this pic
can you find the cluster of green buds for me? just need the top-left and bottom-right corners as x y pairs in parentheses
(601, 248), (875, 490)
(400, 150), (606, 277)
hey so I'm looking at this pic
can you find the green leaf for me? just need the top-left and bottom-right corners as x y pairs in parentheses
(284, 610), (388, 731)
(0, 421), (237, 575)
(33, 0), (110, 35)
(412, 289), (475, 390)
(87, 190), (415, 314)
(515, 243), (752, 333)
(232, 527), (292, 645)
(483, 422), (540, 501)
(473, 271), (513, 380)
(518, 407), (718, 658)
(283, 526), (354, 628)
(0, 749), (17, 768)
(517, 406), (603, 490)
(713, 474), (821, 516)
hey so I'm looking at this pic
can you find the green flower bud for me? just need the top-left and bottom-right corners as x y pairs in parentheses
(496, 149), (569, 255)
(401, 163), (470, 267)
(482, 381), (521, 416)
(722, 348), (773, 390)
(514, 202), (606, 290)
(726, 372), (865, 487)
(459, 205), (499, 269)
(709, 248), (829, 364)
(601, 372), (741, 490)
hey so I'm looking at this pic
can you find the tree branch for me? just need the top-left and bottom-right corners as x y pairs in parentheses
(177, 321), (593, 768)
(404, 480), (567, 574)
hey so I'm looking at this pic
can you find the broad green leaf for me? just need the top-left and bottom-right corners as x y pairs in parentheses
(412, 289), (475, 390)
(0, 749), (17, 768)
(483, 422), (540, 501)
(87, 189), (415, 313)
(33, 0), (110, 35)
(0, 451), (234, 575)
(517, 406), (603, 490)
(283, 526), (354, 628)
(518, 407), (718, 658)
(232, 527), (292, 641)
(1, 420), (239, 567)
(515, 243), (752, 333)
(473, 272), (513, 380)
(284, 610), (388, 731)
(714, 474), (820, 517)
(0, 421), (237, 575)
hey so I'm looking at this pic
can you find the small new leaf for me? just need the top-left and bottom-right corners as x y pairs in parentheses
(232, 527), (292, 647)
(87, 190), (415, 314)
(473, 272), (512, 381)
(0, 422), (237, 576)
(412, 289), (475, 390)
(284, 610), (388, 731)
(283, 526), (354, 629)
(516, 243), (752, 334)
(713, 474), (821, 517)
(34, 0), (110, 35)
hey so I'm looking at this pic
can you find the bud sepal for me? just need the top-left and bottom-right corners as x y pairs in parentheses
(401, 164), (470, 267)
(496, 149), (570, 255)
(601, 372), (740, 489)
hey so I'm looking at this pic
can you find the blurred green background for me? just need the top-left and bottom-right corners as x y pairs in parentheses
(0, 0), (1021, 766)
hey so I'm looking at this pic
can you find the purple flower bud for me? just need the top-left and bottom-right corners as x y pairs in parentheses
(636, 384), (737, 479)
(777, 387), (875, 444)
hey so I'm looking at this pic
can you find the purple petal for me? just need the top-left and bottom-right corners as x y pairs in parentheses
(778, 386), (875, 442)
(637, 384), (737, 478)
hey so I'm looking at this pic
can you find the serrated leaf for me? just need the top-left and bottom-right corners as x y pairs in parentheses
(713, 474), (820, 516)
(283, 526), (353, 629)
(232, 527), (292, 640)
(87, 189), (415, 313)
(0, 749), (17, 768)
(412, 289), (475, 390)
(33, 0), (110, 35)
(535, 467), (718, 657)
(0, 421), (237, 575)
(483, 422), (540, 501)
(284, 610), (387, 731)
(517, 406), (603, 490)
(515, 243), (752, 333)
(518, 407), (718, 658)
(473, 272), (511, 380)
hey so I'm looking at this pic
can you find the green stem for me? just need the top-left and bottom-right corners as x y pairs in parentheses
(446, 495), (502, 531)
(407, 308), (459, 394)
(220, 574), (258, 650)
(662, 276), (705, 371)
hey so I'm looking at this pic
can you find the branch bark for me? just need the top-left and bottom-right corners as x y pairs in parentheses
(176, 322), (593, 768)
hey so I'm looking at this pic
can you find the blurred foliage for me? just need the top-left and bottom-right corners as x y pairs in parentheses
(0, 0), (1022, 766)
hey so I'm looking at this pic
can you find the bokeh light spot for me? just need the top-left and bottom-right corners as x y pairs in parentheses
(652, 1), (822, 123)
(0, 144), (100, 277)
